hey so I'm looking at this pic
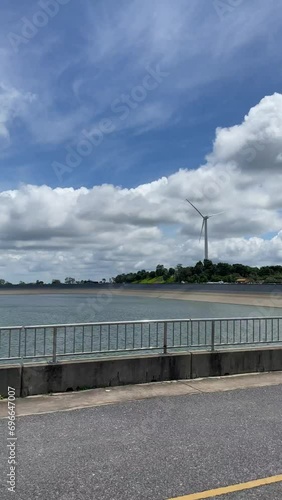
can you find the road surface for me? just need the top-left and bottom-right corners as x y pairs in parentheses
(0, 373), (281, 499)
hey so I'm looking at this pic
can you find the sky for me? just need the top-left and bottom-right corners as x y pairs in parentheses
(1, 0), (282, 282)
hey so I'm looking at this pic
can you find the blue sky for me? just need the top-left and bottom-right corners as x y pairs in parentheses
(1, 0), (282, 281)
(1, 0), (282, 190)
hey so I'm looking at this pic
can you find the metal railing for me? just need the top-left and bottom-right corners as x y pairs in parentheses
(1, 316), (282, 364)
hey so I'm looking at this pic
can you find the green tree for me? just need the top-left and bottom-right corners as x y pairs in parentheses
(65, 277), (76, 284)
(52, 279), (61, 285)
(216, 262), (232, 276)
(175, 264), (185, 282)
(194, 261), (204, 276)
(203, 259), (215, 279)
(156, 264), (165, 277)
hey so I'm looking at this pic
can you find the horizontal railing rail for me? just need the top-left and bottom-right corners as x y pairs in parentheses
(1, 316), (282, 364)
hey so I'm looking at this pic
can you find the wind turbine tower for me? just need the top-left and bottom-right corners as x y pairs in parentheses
(186, 199), (224, 261)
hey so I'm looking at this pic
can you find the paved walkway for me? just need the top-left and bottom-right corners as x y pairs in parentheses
(1, 371), (282, 418)
(0, 372), (282, 499)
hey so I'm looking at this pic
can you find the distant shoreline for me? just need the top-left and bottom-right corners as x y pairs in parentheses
(0, 286), (282, 308)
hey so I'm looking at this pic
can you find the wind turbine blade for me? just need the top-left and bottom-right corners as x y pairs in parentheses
(208, 211), (226, 217)
(186, 198), (204, 218)
(199, 219), (205, 242)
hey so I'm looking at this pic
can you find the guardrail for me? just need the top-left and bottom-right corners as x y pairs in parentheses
(1, 316), (282, 364)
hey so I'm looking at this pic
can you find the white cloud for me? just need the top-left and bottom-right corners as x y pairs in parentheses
(0, 93), (282, 281)
(209, 93), (282, 171)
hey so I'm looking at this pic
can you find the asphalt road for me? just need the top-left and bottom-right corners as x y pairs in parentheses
(1, 385), (282, 499)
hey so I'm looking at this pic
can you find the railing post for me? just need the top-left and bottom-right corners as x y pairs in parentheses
(163, 322), (167, 354)
(211, 320), (215, 352)
(52, 326), (57, 363)
(20, 326), (25, 366)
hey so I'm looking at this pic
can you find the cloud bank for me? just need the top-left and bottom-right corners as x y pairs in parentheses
(1, 93), (282, 281)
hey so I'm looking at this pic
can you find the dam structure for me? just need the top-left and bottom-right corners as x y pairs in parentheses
(1, 314), (282, 398)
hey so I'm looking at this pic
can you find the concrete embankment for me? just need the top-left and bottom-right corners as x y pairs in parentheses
(1, 347), (282, 398)
(0, 283), (282, 306)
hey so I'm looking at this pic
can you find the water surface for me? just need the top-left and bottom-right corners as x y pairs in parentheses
(0, 293), (281, 327)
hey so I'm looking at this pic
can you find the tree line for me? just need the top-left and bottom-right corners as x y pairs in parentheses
(0, 278), (108, 286)
(113, 260), (282, 284)
(2, 261), (282, 286)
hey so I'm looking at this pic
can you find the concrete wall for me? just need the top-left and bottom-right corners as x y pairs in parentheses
(0, 365), (22, 397)
(1, 347), (282, 397)
(21, 353), (192, 397)
(191, 348), (282, 379)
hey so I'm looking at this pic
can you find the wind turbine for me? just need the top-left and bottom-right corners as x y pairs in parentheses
(186, 199), (224, 261)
